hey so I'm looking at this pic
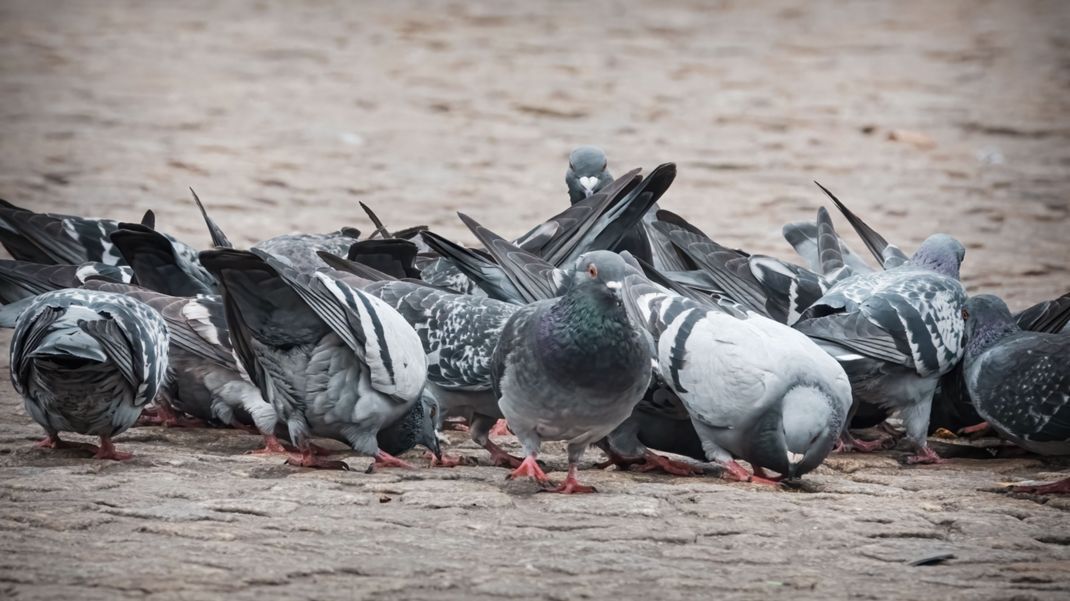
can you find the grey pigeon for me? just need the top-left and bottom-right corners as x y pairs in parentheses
(10, 289), (169, 460)
(492, 250), (652, 493)
(200, 248), (434, 470)
(82, 280), (282, 450)
(794, 233), (968, 463)
(0, 199), (206, 280)
(620, 273), (852, 481)
(0, 259), (133, 304)
(565, 146), (614, 203)
(962, 295), (1070, 493)
(930, 291), (1070, 435)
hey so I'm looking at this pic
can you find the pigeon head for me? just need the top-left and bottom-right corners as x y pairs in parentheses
(566, 146), (613, 204)
(566, 251), (634, 305)
(377, 392), (442, 460)
(746, 386), (840, 479)
(964, 294), (1019, 360)
(910, 234), (965, 279)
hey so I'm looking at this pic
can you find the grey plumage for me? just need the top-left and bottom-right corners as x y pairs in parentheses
(794, 234), (968, 462)
(492, 251), (653, 492)
(10, 289), (169, 459)
(963, 295), (1070, 455)
(82, 280), (280, 443)
(200, 248), (430, 469)
(565, 146), (614, 204)
(621, 274), (852, 480)
(0, 259), (133, 304)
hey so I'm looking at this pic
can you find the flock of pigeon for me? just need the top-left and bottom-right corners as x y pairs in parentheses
(2, 146), (1068, 494)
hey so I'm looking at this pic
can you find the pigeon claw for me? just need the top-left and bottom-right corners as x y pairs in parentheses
(246, 435), (290, 455)
(426, 451), (472, 468)
(489, 419), (511, 437)
(368, 450), (418, 471)
(956, 421), (991, 437)
(506, 454), (552, 486)
(93, 437), (133, 461)
(484, 442), (526, 468)
(1008, 477), (1070, 495)
(839, 433), (887, 453)
(284, 450), (351, 470)
(631, 451), (703, 476)
(544, 464), (596, 494)
(136, 403), (205, 429)
(901, 446), (944, 465)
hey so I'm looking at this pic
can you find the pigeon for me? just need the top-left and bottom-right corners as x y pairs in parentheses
(10, 288), (169, 460)
(793, 233), (968, 463)
(0, 259), (133, 304)
(0, 199), (204, 276)
(492, 250), (653, 493)
(200, 248), (435, 470)
(191, 190), (362, 271)
(930, 291), (1070, 435)
(82, 280), (282, 450)
(962, 295), (1070, 493)
(321, 261), (522, 467)
(109, 223), (219, 296)
(619, 273), (852, 481)
(565, 146), (614, 203)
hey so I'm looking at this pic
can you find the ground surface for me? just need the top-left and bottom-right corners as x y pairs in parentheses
(0, 1), (1069, 599)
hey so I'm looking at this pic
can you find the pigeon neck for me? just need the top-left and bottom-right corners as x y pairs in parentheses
(965, 320), (1019, 360)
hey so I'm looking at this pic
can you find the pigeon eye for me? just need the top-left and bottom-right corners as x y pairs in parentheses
(601, 161), (607, 171)
(962, 309), (970, 320)
(587, 264), (598, 279)
(569, 162), (575, 171)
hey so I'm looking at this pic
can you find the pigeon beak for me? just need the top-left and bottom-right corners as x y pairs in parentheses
(579, 176), (599, 197)
(786, 451), (804, 479)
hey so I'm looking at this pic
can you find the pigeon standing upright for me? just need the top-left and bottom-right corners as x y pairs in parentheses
(492, 251), (652, 493)
(200, 249), (435, 470)
(10, 289), (169, 460)
(962, 295), (1070, 494)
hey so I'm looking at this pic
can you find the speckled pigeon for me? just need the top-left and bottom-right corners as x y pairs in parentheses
(793, 233), (968, 463)
(619, 273), (852, 481)
(962, 295), (1070, 493)
(491, 250), (652, 493)
(10, 289), (169, 460)
(200, 248), (434, 470)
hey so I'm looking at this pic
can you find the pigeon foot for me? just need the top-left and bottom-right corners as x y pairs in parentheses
(839, 433), (887, 453)
(246, 435), (290, 455)
(136, 404), (205, 428)
(489, 419), (511, 437)
(1009, 477), (1070, 495)
(442, 418), (470, 433)
(426, 451), (471, 467)
(631, 451), (703, 476)
(720, 460), (755, 482)
(93, 437), (133, 461)
(284, 449), (350, 470)
(901, 446), (944, 465)
(545, 464), (596, 494)
(484, 441), (525, 468)
(506, 454), (552, 486)
(957, 421), (991, 437)
(368, 450), (418, 471)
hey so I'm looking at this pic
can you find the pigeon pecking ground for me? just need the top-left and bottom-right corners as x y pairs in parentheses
(1, 1), (1069, 600)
